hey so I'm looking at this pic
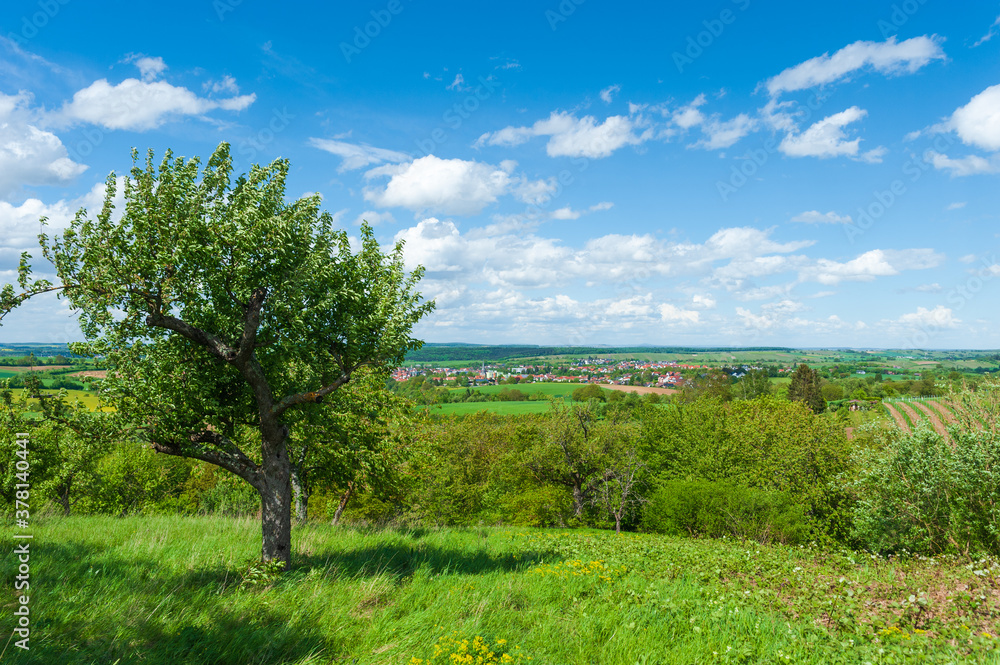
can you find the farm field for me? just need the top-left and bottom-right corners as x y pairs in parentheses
(418, 400), (560, 416)
(882, 398), (961, 435)
(454, 383), (579, 399)
(4, 515), (997, 665)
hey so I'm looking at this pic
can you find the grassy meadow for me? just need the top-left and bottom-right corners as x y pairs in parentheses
(2, 515), (998, 664)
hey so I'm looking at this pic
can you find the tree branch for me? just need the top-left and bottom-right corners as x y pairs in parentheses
(152, 429), (263, 490)
(271, 373), (352, 417)
(145, 312), (238, 361)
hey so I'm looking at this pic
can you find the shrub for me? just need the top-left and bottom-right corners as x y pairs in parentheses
(849, 426), (1000, 556)
(641, 480), (808, 545)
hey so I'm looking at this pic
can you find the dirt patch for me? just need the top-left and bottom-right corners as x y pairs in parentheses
(896, 402), (926, 430)
(883, 403), (910, 433)
(600, 384), (678, 396)
(0, 365), (73, 372)
(69, 370), (107, 379)
(926, 400), (957, 424)
(912, 402), (949, 439)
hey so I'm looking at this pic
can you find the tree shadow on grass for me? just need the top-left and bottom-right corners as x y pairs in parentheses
(0, 532), (557, 665)
(293, 540), (554, 583)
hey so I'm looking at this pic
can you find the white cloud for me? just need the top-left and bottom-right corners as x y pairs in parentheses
(669, 96), (755, 149)
(802, 248), (942, 284)
(515, 177), (559, 205)
(765, 36), (945, 96)
(898, 305), (959, 329)
(791, 210), (852, 224)
(974, 15), (1000, 47)
(204, 75), (240, 95)
(353, 210), (395, 226)
(600, 84), (621, 104)
(672, 95), (706, 129)
(309, 138), (410, 172)
(0, 93), (87, 198)
(693, 114), (756, 150)
(925, 150), (1000, 176)
(947, 201), (967, 210)
(692, 294), (716, 309)
(476, 111), (650, 158)
(550, 201), (614, 220)
(0, 178), (124, 252)
(779, 107), (879, 159)
(942, 84), (1000, 151)
(132, 56), (167, 81)
(959, 254), (977, 264)
(364, 156), (516, 216)
(659, 303), (700, 324)
(59, 78), (255, 130)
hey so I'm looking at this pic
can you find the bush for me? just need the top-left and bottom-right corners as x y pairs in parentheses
(849, 426), (1000, 556)
(641, 480), (808, 545)
(571, 384), (606, 402)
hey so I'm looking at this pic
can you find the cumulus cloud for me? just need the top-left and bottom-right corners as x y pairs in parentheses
(0, 178), (124, 255)
(352, 210), (395, 226)
(765, 36), (945, 96)
(475, 110), (651, 158)
(780, 107), (865, 158)
(59, 77), (255, 130)
(130, 55), (167, 81)
(801, 249), (942, 284)
(897, 305), (959, 329)
(0, 93), (87, 198)
(365, 156), (517, 216)
(309, 138), (410, 172)
(925, 150), (1000, 176)
(940, 84), (1000, 151)
(791, 210), (853, 224)
(659, 303), (700, 324)
(692, 294), (717, 309)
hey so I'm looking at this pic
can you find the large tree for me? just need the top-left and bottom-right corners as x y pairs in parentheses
(0, 144), (433, 566)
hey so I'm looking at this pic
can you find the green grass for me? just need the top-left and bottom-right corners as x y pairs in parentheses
(454, 383), (580, 399)
(418, 400), (563, 416)
(2, 516), (998, 664)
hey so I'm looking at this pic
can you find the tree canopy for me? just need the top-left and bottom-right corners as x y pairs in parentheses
(0, 143), (434, 566)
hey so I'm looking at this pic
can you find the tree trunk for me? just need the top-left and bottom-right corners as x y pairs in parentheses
(259, 430), (293, 569)
(331, 481), (355, 525)
(572, 485), (585, 519)
(290, 463), (308, 522)
(58, 482), (71, 517)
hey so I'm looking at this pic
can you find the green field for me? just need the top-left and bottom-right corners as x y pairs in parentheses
(5, 515), (997, 664)
(419, 400), (563, 416)
(456, 383), (579, 399)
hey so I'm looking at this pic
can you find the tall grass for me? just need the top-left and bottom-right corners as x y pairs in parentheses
(1, 516), (998, 664)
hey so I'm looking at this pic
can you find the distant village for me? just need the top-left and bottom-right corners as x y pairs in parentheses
(392, 358), (717, 389)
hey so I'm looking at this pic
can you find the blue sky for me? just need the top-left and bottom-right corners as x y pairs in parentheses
(1, 1), (1000, 348)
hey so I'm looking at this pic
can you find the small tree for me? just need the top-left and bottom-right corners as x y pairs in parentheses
(0, 144), (433, 567)
(593, 445), (646, 533)
(787, 364), (825, 414)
